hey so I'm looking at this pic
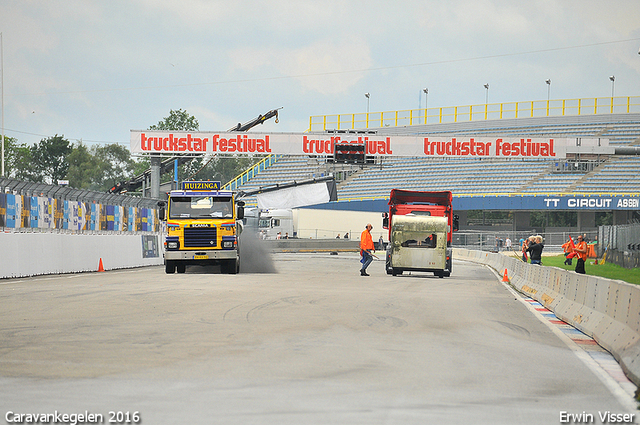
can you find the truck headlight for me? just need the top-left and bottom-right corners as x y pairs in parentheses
(167, 241), (179, 249)
(223, 241), (234, 248)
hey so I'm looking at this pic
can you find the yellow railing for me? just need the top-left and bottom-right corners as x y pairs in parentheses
(223, 154), (280, 192)
(308, 96), (640, 132)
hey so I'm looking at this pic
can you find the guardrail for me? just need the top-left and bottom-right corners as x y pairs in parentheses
(455, 248), (640, 387)
(309, 96), (640, 131)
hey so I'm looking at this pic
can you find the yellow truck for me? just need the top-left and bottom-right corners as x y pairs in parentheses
(159, 181), (244, 274)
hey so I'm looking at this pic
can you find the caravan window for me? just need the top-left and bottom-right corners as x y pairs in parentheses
(401, 234), (437, 248)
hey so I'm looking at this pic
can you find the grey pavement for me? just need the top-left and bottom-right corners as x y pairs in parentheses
(0, 253), (636, 424)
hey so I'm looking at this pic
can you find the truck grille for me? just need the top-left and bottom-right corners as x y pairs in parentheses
(184, 227), (217, 248)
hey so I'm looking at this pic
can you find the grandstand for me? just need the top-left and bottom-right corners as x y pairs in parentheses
(231, 110), (640, 204)
(222, 94), (640, 237)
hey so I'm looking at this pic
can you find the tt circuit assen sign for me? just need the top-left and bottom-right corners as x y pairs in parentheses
(130, 131), (604, 159)
(454, 195), (640, 211)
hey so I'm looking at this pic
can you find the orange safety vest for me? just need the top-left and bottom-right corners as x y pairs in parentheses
(575, 241), (587, 261)
(360, 229), (374, 252)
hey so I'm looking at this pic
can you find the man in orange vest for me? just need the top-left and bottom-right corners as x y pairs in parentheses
(574, 234), (588, 274)
(360, 223), (375, 276)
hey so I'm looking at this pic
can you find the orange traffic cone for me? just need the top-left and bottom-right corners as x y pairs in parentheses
(98, 258), (105, 272)
(502, 269), (509, 282)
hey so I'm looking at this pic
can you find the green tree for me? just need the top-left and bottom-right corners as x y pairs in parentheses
(149, 109), (199, 131)
(1, 136), (33, 179)
(92, 143), (136, 189)
(67, 143), (100, 189)
(30, 135), (72, 184)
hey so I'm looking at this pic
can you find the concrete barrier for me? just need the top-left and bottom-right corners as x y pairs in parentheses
(0, 232), (163, 278)
(454, 248), (640, 387)
(261, 238), (361, 253)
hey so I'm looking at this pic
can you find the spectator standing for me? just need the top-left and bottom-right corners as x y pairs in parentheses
(574, 235), (588, 274)
(343, 233), (349, 239)
(527, 235), (544, 265)
(505, 237), (512, 251)
(521, 238), (529, 262)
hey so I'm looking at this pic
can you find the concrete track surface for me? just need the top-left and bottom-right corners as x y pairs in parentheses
(0, 253), (637, 425)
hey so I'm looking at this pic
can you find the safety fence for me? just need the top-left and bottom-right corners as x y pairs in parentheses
(453, 231), (598, 253)
(599, 224), (640, 269)
(455, 248), (640, 387)
(0, 177), (160, 233)
(309, 95), (640, 131)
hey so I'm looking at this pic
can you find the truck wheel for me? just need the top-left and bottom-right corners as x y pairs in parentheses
(222, 259), (239, 274)
(177, 264), (186, 274)
(392, 268), (402, 276)
(165, 261), (176, 274)
(434, 271), (444, 278)
(386, 252), (393, 274)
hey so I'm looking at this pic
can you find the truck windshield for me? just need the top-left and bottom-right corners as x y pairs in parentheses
(169, 196), (233, 219)
(401, 234), (438, 248)
(258, 219), (271, 228)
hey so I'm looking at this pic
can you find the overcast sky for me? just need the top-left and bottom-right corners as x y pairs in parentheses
(1, 0), (639, 149)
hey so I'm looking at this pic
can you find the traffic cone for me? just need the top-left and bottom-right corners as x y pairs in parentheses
(502, 269), (509, 282)
(98, 258), (105, 272)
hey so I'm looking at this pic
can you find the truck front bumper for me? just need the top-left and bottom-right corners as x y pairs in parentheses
(165, 250), (238, 261)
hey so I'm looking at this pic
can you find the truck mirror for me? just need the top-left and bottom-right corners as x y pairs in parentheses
(237, 206), (244, 220)
(453, 214), (459, 232)
(157, 201), (166, 221)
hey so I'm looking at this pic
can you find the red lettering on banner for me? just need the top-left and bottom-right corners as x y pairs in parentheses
(138, 133), (209, 152)
(212, 135), (219, 151)
(495, 138), (556, 157)
(136, 132), (560, 157)
(210, 134), (270, 153)
(141, 133), (148, 150)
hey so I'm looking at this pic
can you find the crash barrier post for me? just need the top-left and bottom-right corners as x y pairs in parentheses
(453, 248), (640, 387)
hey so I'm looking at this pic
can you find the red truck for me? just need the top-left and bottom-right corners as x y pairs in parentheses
(382, 190), (458, 277)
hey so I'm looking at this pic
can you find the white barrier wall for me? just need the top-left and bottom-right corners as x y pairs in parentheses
(454, 248), (640, 388)
(0, 232), (163, 278)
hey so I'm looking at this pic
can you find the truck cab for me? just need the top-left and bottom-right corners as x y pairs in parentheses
(383, 190), (458, 278)
(160, 181), (243, 274)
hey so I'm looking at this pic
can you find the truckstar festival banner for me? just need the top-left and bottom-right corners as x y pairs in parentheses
(130, 130), (609, 159)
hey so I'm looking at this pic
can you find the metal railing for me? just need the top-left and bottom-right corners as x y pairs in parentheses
(223, 154), (280, 192)
(0, 177), (160, 233)
(308, 96), (640, 132)
(599, 224), (640, 269)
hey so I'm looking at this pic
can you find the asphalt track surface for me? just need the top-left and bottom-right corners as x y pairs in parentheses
(0, 253), (637, 425)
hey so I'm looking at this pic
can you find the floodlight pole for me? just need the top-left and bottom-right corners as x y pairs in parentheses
(1, 32), (4, 177)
